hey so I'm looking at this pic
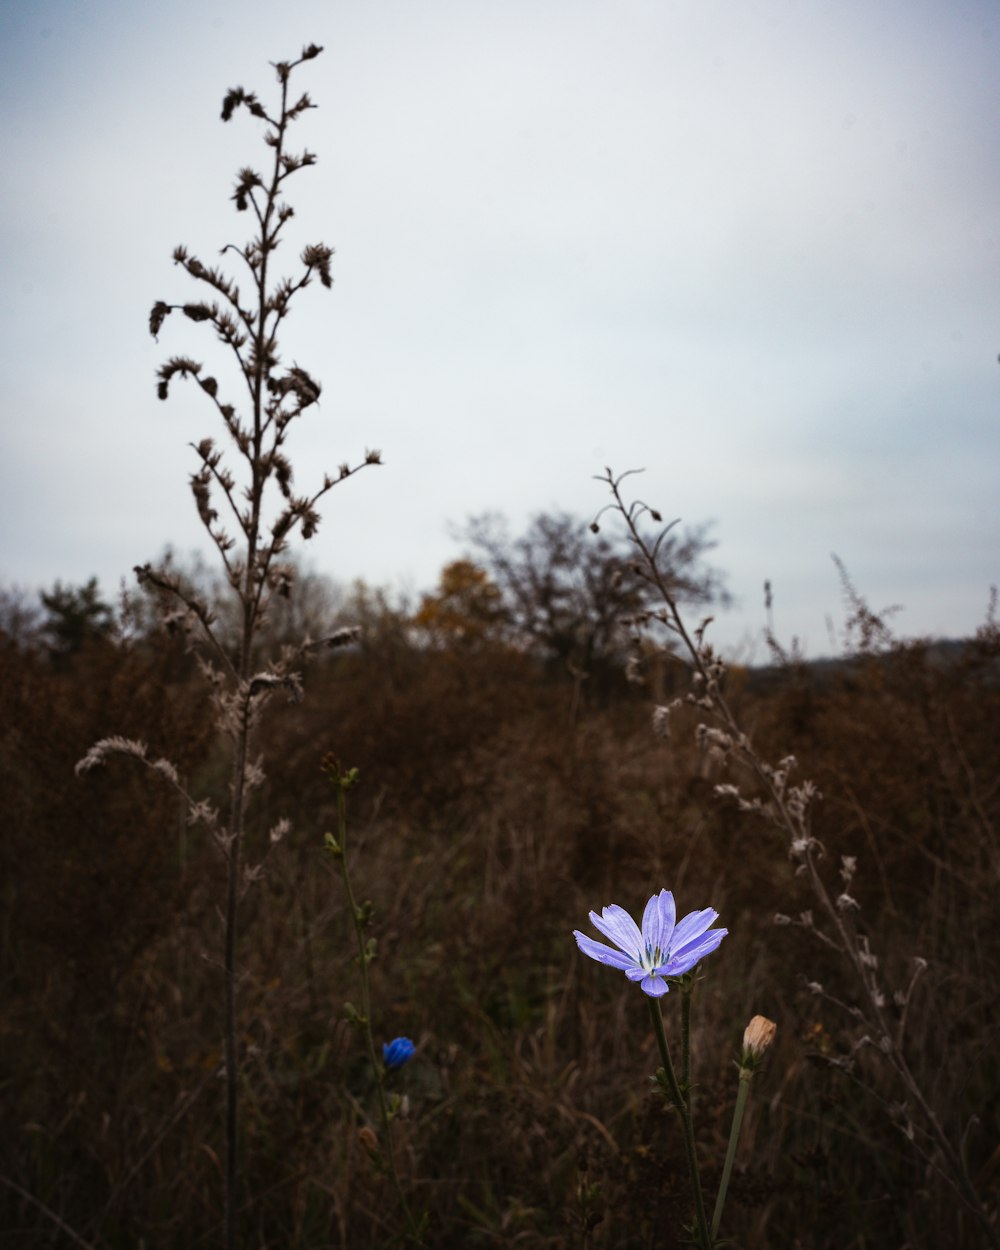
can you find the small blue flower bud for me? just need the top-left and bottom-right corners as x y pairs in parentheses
(382, 1037), (415, 1071)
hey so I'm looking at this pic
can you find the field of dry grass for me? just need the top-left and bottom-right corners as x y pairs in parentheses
(2, 609), (997, 1248)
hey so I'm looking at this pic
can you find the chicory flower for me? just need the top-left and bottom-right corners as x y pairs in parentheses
(574, 889), (727, 997)
(382, 1036), (415, 1071)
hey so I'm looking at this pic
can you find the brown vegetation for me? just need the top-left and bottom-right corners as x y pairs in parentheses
(1, 598), (997, 1248)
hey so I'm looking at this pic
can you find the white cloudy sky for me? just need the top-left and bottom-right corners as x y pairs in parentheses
(2, 0), (997, 657)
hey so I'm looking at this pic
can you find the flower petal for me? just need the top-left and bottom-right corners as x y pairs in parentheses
(641, 972), (670, 997)
(663, 926), (728, 976)
(589, 904), (643, 957)
(642, 889), (675, 955)
(670, 908), (719, 952)
(574, 930), (637, 972)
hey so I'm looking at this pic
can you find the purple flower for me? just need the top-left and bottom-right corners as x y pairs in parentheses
(574, 890), (727, 997)
(382, 1036), (415, 1071)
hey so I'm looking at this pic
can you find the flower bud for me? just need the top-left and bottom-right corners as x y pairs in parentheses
(382, 1036), (415, 1071)
(742, 1015), (777, 1064)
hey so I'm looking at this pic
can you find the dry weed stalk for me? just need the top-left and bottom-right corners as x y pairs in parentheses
(594, 466), (1000, 1250)
(76, 45), (378, 1250)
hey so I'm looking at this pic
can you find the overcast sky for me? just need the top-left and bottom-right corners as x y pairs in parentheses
(2, 0), (997, 658)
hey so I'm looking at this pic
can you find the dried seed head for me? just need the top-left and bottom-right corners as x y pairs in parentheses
(149, 300), (171, 339)
(625, 655), (644, 685)
(151, 758), (180, 786)
(75, 736), (149, 777)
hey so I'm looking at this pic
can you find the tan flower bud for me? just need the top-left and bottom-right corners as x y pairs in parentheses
(743, 1015), (777, 1059)
(357, 1126), (378, 1153)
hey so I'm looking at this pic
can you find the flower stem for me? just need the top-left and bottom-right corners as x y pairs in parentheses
(330, 774), (421, 1242)
(711, 1066), (752, 1240)
(648, 998), (713, 1250)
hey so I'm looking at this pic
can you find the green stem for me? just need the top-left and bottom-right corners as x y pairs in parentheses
(334, 782), (420, 1242)
(681, 981), (693, 1105)
(648, 998), (712, 1250)
(711, 1067), (752, 1240)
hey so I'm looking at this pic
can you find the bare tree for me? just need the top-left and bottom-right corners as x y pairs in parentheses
(461, 509), (728, 682)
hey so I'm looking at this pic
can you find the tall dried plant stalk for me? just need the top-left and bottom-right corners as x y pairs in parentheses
(77, 45), (379, 1249)
(594, 467), (1000, 1250)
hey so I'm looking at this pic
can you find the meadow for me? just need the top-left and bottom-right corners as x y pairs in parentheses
(1, 43), (997, 1249)
(1, 574), (998, 1248)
